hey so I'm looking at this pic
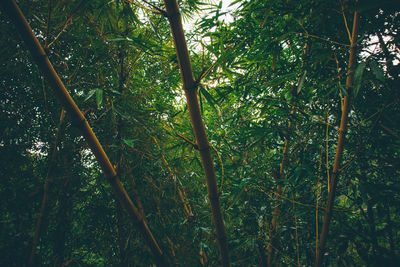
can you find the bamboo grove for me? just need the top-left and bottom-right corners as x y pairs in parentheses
(0, 0), (399, 266)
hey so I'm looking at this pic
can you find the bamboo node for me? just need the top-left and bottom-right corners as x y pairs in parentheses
(166, 7), (180, 20)
(184, 82), (199, 92)
(198, 145), (210, 152)
(208, 194), (220, 201)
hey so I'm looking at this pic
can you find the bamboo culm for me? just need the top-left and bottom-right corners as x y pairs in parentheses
(28, 109), (65, 266)
(267, 38), (310, 266)
(163, 0), (231, 266)
(315, 11), (360, 267)
(0, 1), (168, 266)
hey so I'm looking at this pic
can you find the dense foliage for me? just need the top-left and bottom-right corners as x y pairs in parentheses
(1, 0), (399, 266)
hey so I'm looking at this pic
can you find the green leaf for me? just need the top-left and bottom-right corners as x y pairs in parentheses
(107, 37), (127, 42)
(96, 89), (103, 108)
(325, 86), (337, 97)
(123, 139), (137, 148)
(266, 72), (297, 87)
(353, 61), (366, 98)
(199, 89), (204, 114)
(369, 60), (385, 82)
(200, 86), (218, 112)
(339, 85), (348, 97)
(84, 89), (96, 102)
(109, 89), (122, 95)
(297, 70), (307, 94)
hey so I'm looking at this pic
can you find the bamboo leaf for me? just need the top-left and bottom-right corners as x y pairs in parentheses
(353, 61), (366, 98)
(369, 60), (385, 82)
(84, 89), (96, 102)
(339, 85), (348, 97)
(123, 139), (138, 148)
(96, 89), (103, 108)
(200, 86), (218, 112)
(107, 37), (127, 42)
(199, 89), (204, 114)
(297, 70), (307, 94)
(266, 72), (297, 87)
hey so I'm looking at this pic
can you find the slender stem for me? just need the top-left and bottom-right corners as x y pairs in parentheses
(0, 1), (168, 266)
(152, 136), (193, 217)
(267, 37), (310, 266)
(267, 109), (294, 266)
(315, 10), (360, 267)
(28, 108), (65, 266)
(163, 0), (231, 266)
(44, 0), (52, 48)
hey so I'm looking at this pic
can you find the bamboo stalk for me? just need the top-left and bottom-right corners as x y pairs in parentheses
(115, 48), (129, 267)
(28, 108), (65, 266)
(0, 1), (168, 266)
(315, 11), (360, 267)
(266, 108), (295, 266)
(163, 0), (231, 266)
(267, 38), (310, 266)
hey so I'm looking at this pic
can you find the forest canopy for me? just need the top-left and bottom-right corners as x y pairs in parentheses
(0, 0), (399, 266)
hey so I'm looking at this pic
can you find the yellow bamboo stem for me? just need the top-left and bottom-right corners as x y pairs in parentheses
(315, 10), (360, 267)
(0, 1), (167, 265)
(163, 0), (230, 265)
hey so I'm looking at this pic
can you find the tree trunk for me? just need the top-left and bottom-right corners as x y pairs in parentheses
(0, 1), (168, 266)
(315, 11), (360, 267)
(163, 0), (230, 266)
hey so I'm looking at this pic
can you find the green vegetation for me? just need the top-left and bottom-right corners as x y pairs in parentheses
(0, 0), (399, 266)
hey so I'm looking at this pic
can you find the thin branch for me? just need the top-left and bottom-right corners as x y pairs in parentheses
(348, 100), (398, 129)
(125, 0), (166, 15)
(196, 46), (233, 83)
(325, 110), (331, 193)
(44, 0), (52, 48)
(292, 194), (300, 267)
(47, 0), (84, 48)
(293, 32), (350, 47)
(253, 186), (353, 212)
(152, 136), (193, 217)
(340, 0), (352, 43)
(380, 123), (400, 139)
(315, 139), (324, 259)
(211, 145), (224, 194)
(175, 132), (198, 149)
